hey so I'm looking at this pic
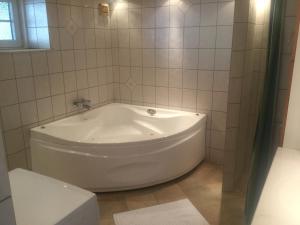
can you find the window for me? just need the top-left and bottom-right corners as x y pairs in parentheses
(0, 0), (22, 48)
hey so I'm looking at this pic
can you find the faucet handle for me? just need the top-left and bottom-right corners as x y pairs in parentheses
(73, 99), (82, 106)
(73, 98), (91, 107)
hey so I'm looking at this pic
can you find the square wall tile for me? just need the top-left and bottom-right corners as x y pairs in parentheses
(130, 29), (142, 48)
(4, 128), (24, 155)
(156, 28), (169, 48)
(0, 80), (18, 107)
(198, 49), (215, 70)
(198, 70), (213, 91)
(212, 111), (227, 131)
(170, 5), (184, 27)
(156, 87), (168, 105)
(182, 89), (196, 108)
(217, 1), (234, 25)
(120, 84), (131, 102)
(156, 68), (169, 87)
(169, 88), (182, 107)
(201, 3), (217, 26)
(213, 71), (229, 91)
(199, 27), (216, 48)
(169, 69), (182, 88)
(16, 77), (36, 102)
(184, 27), (199, 48)
(37, 97), (53, 121)
(211, 130), (226, 150)
(183, 49), (198, 69)
(183, 69), (197, 89)
(31, 52), (49, 76)
(156, 49), (169, 68)
(210, 149), (224, 164)
(47, 51), (62, 73)
(132, 85), (143, 102)
(216, 26), (233, 48)
(20, 101), (38, 125)
(52, 95), (66, 116)
(143, 68), (155, 85)
(129, 8), (142, 28)
(142, 8), (155, 28)
(197, 91), (212, 110)
(13, 53), (33, 78)
(87, 69), (99, 87)
(76, 70), (88, 90)
(50, 73), (65, 95)
(61, 50), (75, 72)
(213, 91), (228, 112)
(169, 49), (183, 68)
(0, 53), (14, 80)
(35, 76), (51, 99)
(7, 150), (27, 170)
(185, 4), (201, 27)
(215, 49), (231, 70)
(169, 28), (183, 48)
(63, 71), (77, 92)
(156, 6), (170, 27)
(143, 86), (155, 103)
(142, 49), (155, 67)
(1, 105), (21, 131)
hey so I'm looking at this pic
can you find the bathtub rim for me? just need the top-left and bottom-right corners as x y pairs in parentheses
(31, 126), (204, 159)
(31, 103), (206, 148)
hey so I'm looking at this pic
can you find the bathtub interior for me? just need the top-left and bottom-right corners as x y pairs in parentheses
(31, 104), (205, 144)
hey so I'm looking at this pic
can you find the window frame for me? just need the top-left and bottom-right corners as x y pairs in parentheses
(0, 0), (22, 48)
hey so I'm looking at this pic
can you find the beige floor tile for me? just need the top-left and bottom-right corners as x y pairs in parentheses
(98, 200), (128, 220)
(124, 190), (158, 210)
(153, 183), (186, 203)
(97, 161), (245, 225)
(99, 218), (115, 225)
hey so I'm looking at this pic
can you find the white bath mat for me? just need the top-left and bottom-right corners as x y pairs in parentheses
(113, 199), (210, 225)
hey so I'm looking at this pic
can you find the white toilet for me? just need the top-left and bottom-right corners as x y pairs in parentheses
(9, 169), (100, 225)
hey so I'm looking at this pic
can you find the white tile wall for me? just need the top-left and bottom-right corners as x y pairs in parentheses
(0, 0), (236, 166)
(0, 1), (114, 170)
(111, 0), (235, 163)
(223, 0), (272, 191)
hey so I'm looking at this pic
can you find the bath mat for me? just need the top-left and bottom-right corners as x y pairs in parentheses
(113, 199), (210, 225)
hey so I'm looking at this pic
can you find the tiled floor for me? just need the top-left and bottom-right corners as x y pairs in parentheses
(97, 162), (245, 225)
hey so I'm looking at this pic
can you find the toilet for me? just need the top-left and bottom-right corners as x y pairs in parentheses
(9, 169), (99, 225)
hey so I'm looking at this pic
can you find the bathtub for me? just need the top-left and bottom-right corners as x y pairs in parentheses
(31, 103), (206, 192)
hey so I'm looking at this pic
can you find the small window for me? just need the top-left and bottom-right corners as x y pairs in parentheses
(0, 0), (22, 48)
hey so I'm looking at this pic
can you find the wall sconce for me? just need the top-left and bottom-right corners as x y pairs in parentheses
(99, 3), (110, 16)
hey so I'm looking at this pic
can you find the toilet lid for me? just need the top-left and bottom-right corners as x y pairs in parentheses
(9, 169), (96, 225)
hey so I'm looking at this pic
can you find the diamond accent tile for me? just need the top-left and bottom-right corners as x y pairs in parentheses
(126, 77), (137, 90)
(177, 0), (192, 14)
(65, 19), (78, 36)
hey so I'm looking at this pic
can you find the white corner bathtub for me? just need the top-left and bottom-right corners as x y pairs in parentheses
(31, 103), (206, 192)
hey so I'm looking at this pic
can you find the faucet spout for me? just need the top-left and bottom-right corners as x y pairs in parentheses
(73, 98), (91, 110)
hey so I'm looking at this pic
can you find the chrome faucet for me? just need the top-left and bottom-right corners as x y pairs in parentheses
(73, 98), (91, 110)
